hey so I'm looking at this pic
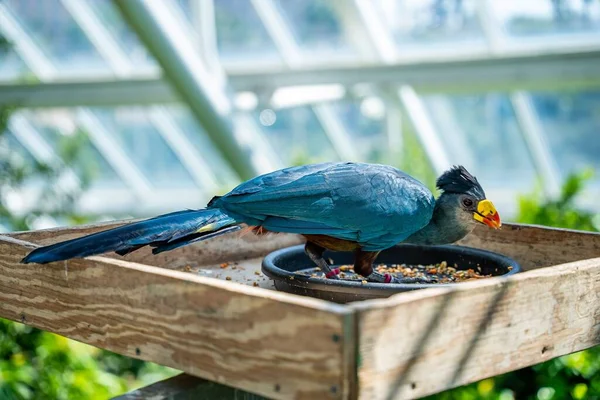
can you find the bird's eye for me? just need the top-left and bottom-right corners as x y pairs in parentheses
(462, 198), (474, 208)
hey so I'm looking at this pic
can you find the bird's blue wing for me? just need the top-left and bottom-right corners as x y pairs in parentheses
(212, 162), (435, 250)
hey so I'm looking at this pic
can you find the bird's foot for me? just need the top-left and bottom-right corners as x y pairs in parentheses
(305, 242), (340, 280)
(324, 268), (341, 279)
(365, 271), (397, 283)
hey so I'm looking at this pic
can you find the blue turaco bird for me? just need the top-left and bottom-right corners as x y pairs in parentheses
(22, 162), (501, 283)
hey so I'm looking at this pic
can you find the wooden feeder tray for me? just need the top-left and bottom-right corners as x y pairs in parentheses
(0, 222), (599, 400)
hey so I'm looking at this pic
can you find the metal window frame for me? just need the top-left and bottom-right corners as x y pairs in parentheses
(250, 0), (302, 66)
(115, 0), (269, 180)
(8, 113), (81, 191)
(60, 0), (136, 78)
(76, 108), (153, 196)
(0, 4), (158, 200)
(473, 5), (562, 199)
(397, 85), (451, 175)
(0, 3), (56, 80)
(311, 104), (359, 161)
(475, 0), (504, 54)
(1, 0), (600, 219)
(64, 0), (229, 193)
(188, 0), (226, 87)
(511, 92), (562, 197)
(250, 0), (360, 162)
(350, 0), (398, 63)
(3, 49), (599, 108)
(148, 106), (220, 192)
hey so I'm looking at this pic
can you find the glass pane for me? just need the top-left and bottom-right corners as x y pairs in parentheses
(273, 0), (356, 56)
(83, 0), (158, 69)
(166, 105), (239, 187)
(374, 0), (485, 48)
(0, 128), (52, 215)
(422, 94), (536, 190)
(4, 0), (108, 73)
(174, 0), (196, 25)
(1, 130), (37, 170)
(213, 0), (281, 63)
(25, 109), (126, 189)
(531, 91), (600, 188)
(329, 100), (388, 163)
(256, 106), (338, 166)
(92, 107), (197, 188)
(9, 133), (37, 163)
(0, 37), (30, 81)
(491, 0), (600, 38)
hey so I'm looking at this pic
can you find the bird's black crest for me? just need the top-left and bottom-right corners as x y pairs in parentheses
(436, 165), (485, 198)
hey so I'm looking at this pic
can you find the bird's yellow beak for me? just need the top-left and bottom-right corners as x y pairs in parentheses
(473, 199), (501, 229)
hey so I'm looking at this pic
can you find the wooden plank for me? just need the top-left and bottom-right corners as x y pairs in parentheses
(0, 235), (353, 400)
(9, 220), (296, 290)
(112, 373), (267, 400)
(8, 221), (600, 399)
(353, 257), (600, 400)
(179, 258), (277, 290)
(9, 220), (304, 269)
(458, 223), (600, 271)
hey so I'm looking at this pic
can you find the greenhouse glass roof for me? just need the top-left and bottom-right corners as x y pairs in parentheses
(0, 0), (599, 224)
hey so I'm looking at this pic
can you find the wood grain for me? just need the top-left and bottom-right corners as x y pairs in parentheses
(0, 235), (353, 400)
(459, 223), (600, 271)
(10, 220), (304, 269)
(353, 257), (600, 400)
(7, 221), (600, 400)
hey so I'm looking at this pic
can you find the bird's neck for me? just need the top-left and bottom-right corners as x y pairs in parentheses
(404, 198), (474, 245)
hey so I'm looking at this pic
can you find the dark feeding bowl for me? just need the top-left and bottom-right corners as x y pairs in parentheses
(261, 244), (521, 303)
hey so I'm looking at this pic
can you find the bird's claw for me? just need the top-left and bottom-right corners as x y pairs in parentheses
(324, 268), (341, 279)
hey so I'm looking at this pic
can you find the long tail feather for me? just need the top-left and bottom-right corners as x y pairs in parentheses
(21, 208), (237, 264)
(152, 225), (242, 254)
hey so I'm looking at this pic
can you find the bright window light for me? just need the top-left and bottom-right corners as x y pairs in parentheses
(271, 84), (345, 109)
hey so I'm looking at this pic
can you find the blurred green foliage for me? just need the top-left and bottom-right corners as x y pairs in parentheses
(0, 107), (94, 230)
(396, 122), (438, 193)
(0, 108), (178, 399)
(432, 170), (600, 400)
(517, 168), (599, 232)
(0, 317), (178, 400)
(0, 319), (125, 400)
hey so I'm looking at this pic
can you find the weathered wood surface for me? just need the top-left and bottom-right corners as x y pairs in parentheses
(112, 373), (267, 400)
(353, 257), (600, 400)
(6, 221), (600, 399)
(459, 223), (600, 271)
(0, 235), (353, 400)
(9, 220), (304, 269)
(9, 220), (295, 290)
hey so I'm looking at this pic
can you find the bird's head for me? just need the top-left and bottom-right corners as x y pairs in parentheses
(436, 166), (501, 230)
